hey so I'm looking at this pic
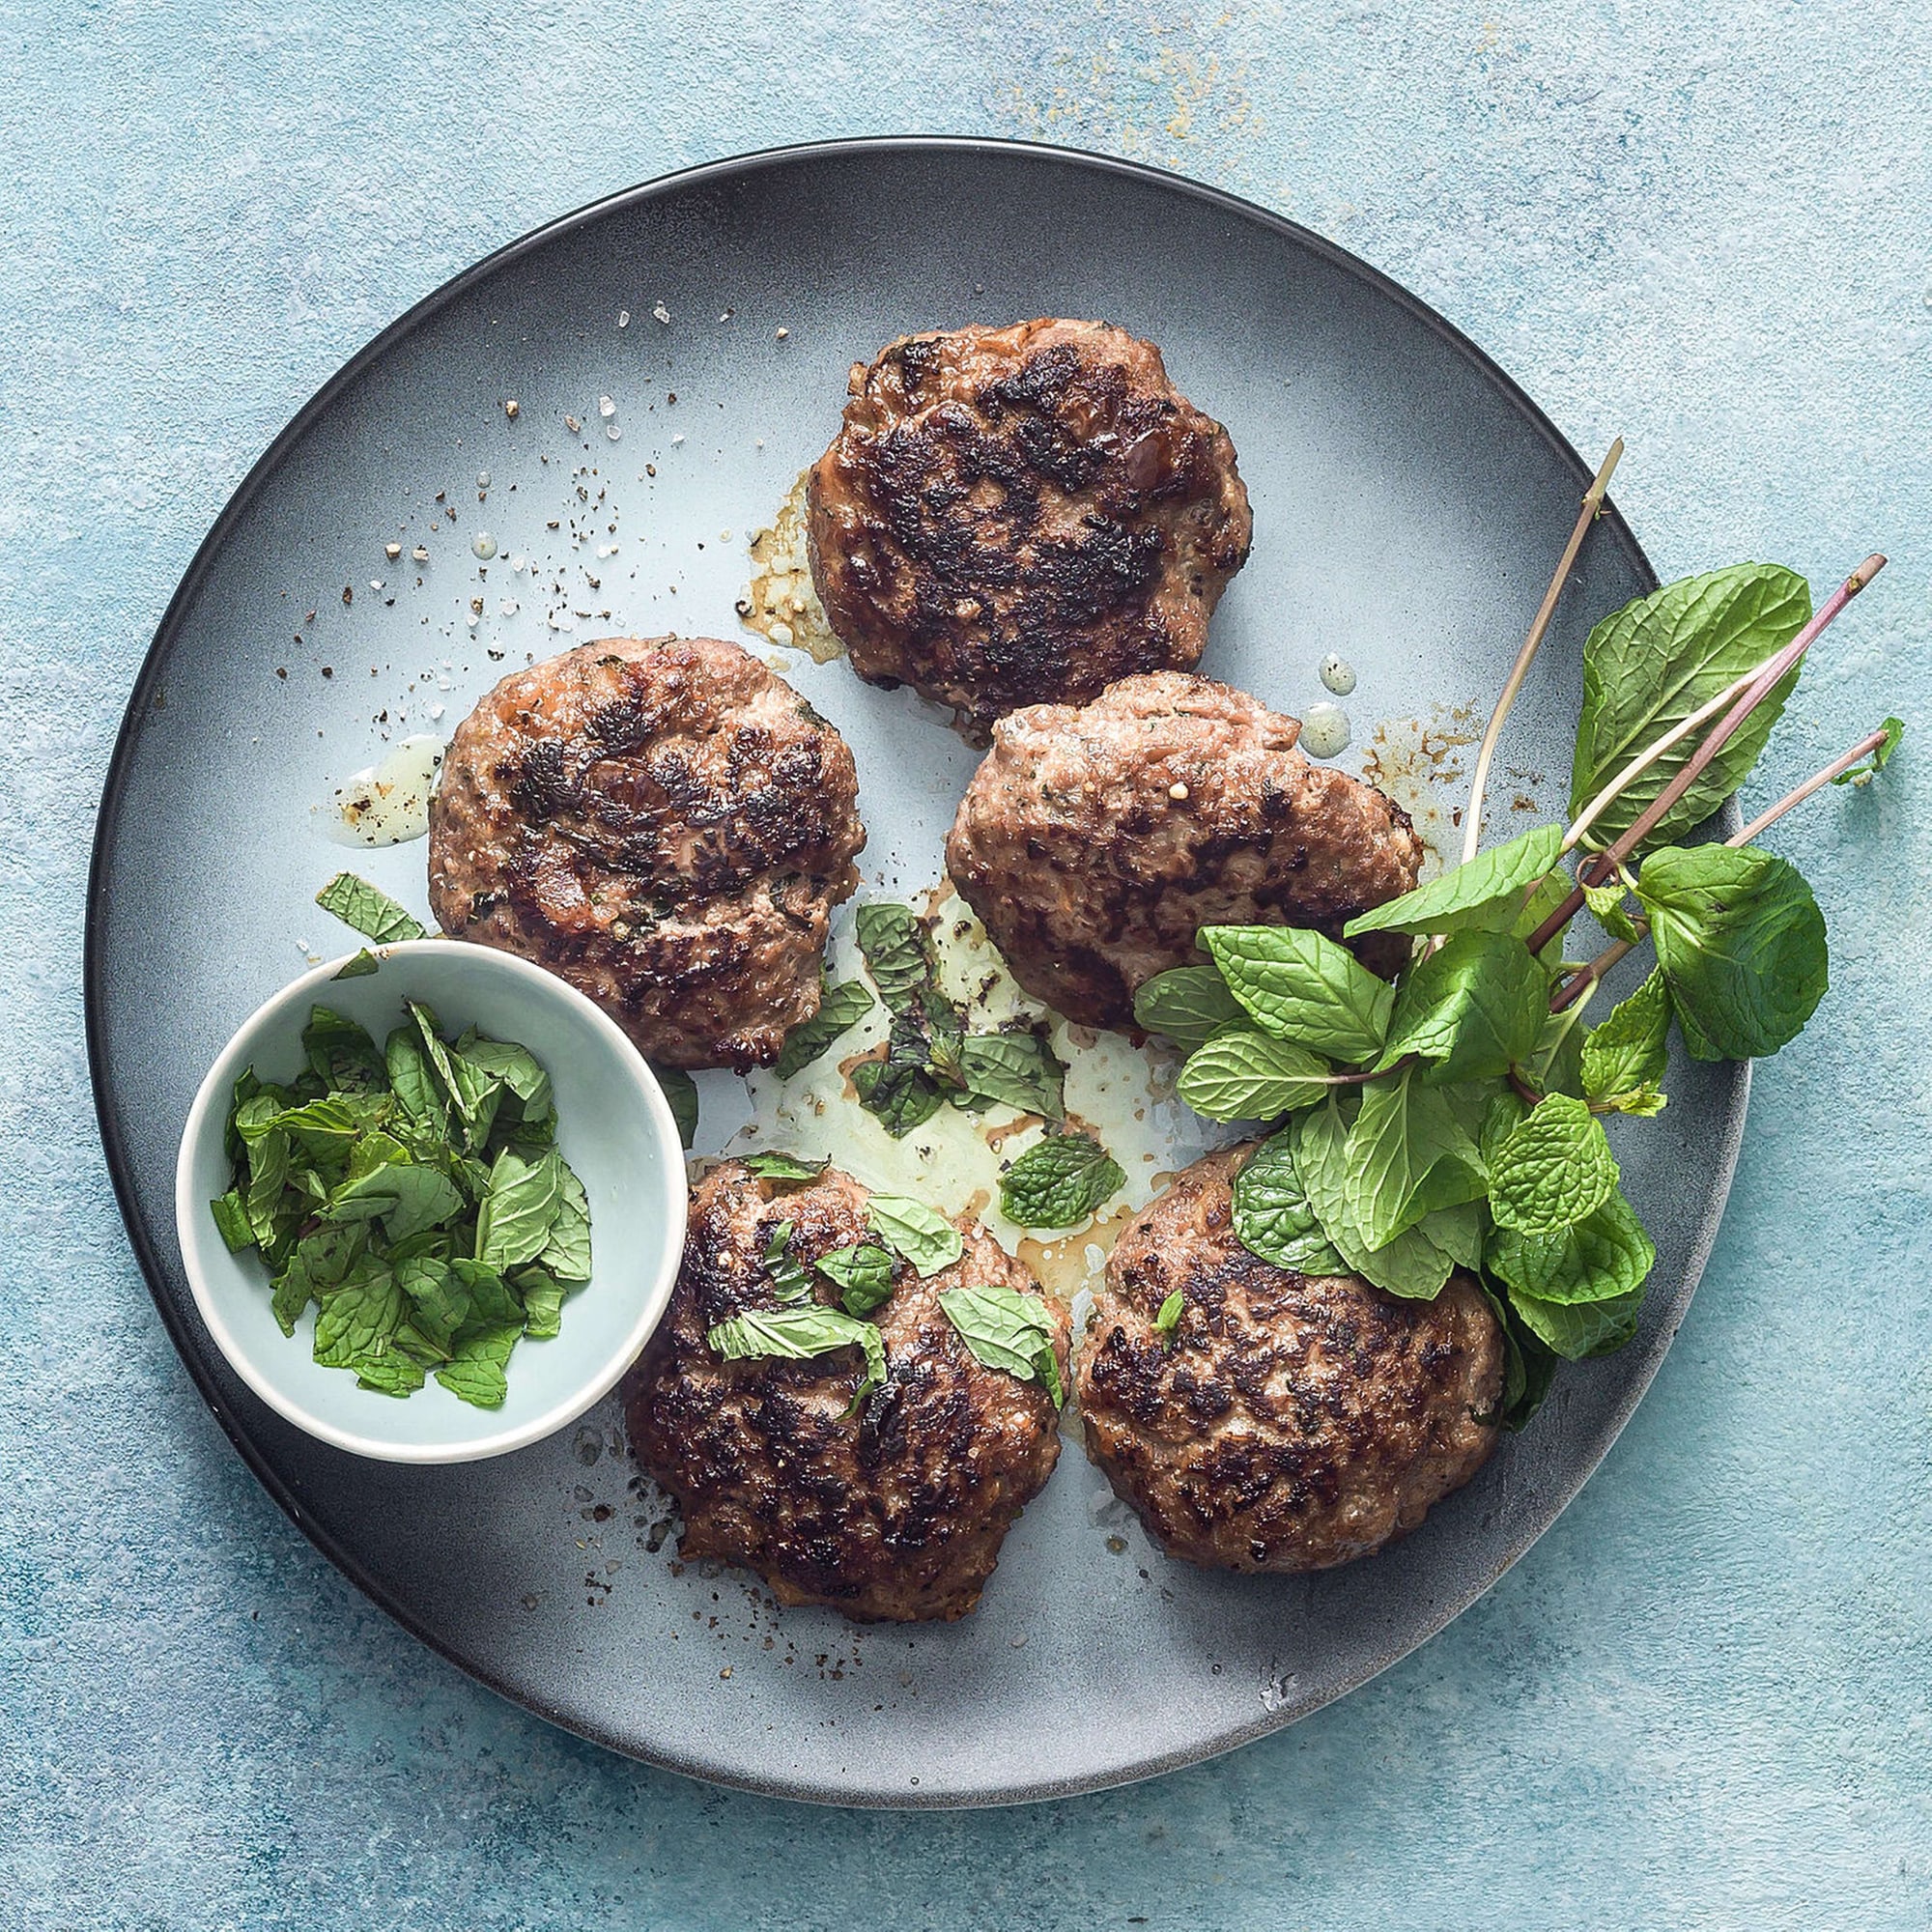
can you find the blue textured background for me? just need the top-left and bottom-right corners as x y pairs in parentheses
(4, 4), (1929, 1925)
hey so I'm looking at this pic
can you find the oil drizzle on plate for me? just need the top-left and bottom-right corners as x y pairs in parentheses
(324, 733), (445, 847)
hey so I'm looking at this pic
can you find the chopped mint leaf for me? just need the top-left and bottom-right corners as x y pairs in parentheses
(1153, 1289), (1184, 1351)
(937, 1283), (1065, 1406)
(867, 1196), (963, 1277)
(314, 871), (429, 945)
(998, 1134), (1125, 1231)
(776, 978), (874, 1079)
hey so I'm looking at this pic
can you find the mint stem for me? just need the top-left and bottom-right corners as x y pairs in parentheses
(1730, 723), (1892, 845)
(1548, 716), (1894, 1012)
(1462, 439), (1623, 867)
(1526, 553), (1886, 958)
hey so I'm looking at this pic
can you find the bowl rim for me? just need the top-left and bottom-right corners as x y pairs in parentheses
(173, 936), (688, 1463)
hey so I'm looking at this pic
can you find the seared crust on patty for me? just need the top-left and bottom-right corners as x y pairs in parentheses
(945, 671), (1424, 1031)
(1078, 1146), (1502, 1573)
(428, 636), (865, 1070)
(625, 1162), (1068, 1622)
(807, 319), (1252, 722)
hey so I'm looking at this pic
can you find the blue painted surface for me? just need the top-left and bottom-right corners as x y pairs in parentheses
(3, 3), (1929, 1924)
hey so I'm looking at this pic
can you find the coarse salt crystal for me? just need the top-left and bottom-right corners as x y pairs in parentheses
(652, 302), (669, 324)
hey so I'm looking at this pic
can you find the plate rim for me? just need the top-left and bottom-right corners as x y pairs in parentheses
(84, 132), (1749, 1808)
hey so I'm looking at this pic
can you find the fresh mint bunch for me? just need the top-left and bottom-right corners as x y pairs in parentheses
(1147, 553), (1903, 1429)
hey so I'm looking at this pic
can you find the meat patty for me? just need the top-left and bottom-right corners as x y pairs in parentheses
(807, 319), (1252, 722)
(945, 671), (1424, 1031)
(1078, 1146), (1501, 1573)
(428, 636), (866, 1071)
(625, 1162), (1068, 1622)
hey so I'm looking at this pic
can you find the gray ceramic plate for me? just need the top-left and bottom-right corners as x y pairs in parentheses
(87, 138), (1745, 1807)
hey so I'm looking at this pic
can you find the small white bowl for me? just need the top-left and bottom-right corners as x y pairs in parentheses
(175, 939), (688, 1463)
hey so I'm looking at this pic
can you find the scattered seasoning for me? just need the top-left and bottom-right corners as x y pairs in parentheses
(341, 585), (353, 606)
(384, 541), (402, 561)
(471, 532), (497, 559)
(504, 399), (520, 418)
(564, 414), (581, 433)
(652, 301), (670, 324)
(598, 395), (615, 419)
(776, 327), (789, 340)
(617, 309), (630, 327)
(412, 545), (429, 563)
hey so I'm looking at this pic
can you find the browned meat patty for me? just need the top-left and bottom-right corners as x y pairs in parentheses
(945, 671), (1424, 1031)
(1078, 1146), (1501, 1573)
(806, 318), (1252, 722)
(428, 636), (865, 1071)
(625, 1162), (1068, 1623)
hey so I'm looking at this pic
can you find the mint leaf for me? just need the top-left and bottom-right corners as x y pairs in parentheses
(1635, 843), (1829, 1060)
(1582, 880), (1642, 945)
(1525, 1001), (1588, 1100)
(1472, 1278), (1559, 1431)
(434, 1319), (525, 1407)
(1153, 1290), (1184, 1350)
(997, 1135), (1125, 1230)
(1293, 1097), (1455, 1300)
(312, 1257), (402, 1368)
(705, 1306), (887, 1406)
(850, 1001), (947, 1134)
(855, 902), (937, 1011)
(1344, 1066), (1487, 1251)
(1131, 965), (1246, 1048)
(759, 1219), (815, 1303)
(1489, 1094), (1617, 1235)
(406, 999), (501, 1145)
(1377, 930), (1547, 1084)
(211, 1189), (255, 1253)
(958, 1028), (1066, 1119)
(1176, 1030), (1333, 1122)
(536, 1158), (592, 1281)
(473, 1149), (564, 1269)
(270, 1226), (365, 1337)
(647, 1063), (698, 1149)
(384, 1026), (449, 1141)
(815, 1241), (897, 1317)
(936, 1284), (1065, 1407)
(515, 1266), (567, 1340)
(394, 1254), (469, 1353)
(354, 1350), (428, 1398)
(1831, 716), (1904, 786)
(1231, 1129), (1348, 1275)
(1487, 1189), (1656, 1305)
(740, 1151), (829, 1185)
(867, 1195), (963, 1276)
(1581, 968), (1672, 1115)
(1344, 825), (1564, 940)
(1202, 925), (1394, 1063)
(1513, 869), (1576, 969)
(333, 949), (381, 980)
(304, 1006), (387, 1094)
(461, 1038), (554, 1120)
(776, 977), (874, 1079)
(269, 1094), (390, 1162)
(315, 871), (429, 945)
(450, 1256), (524, 1324)
(1508, 1281), (1645, 1360)
(1569, 562), (1812, 846)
